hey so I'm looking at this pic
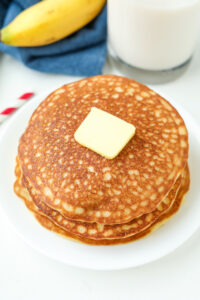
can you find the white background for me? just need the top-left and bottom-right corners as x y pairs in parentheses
(0, 37), (200, 299)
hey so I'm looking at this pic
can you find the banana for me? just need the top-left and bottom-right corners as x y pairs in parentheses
(0, 0), (106, 47)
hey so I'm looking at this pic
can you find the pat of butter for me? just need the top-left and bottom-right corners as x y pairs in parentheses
(74, 107), (136, 159)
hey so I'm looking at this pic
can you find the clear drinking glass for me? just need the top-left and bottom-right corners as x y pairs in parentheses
(108, 0), (200, 83)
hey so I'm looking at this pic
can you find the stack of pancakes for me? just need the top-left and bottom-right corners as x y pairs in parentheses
(14, 75), (189, 245)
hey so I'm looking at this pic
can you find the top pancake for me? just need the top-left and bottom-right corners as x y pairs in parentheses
(18, 75), (188, 224)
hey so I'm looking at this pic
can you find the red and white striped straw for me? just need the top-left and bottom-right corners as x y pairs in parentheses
(0, 92), (34, 124)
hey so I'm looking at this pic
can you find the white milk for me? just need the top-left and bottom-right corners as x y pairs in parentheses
(108, 0), (200, 70)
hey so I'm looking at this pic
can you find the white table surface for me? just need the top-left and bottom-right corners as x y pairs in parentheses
(0, 38), (200, 300)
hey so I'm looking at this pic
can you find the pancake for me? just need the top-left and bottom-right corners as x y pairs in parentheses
(14, 162), (190, 245)
(15, 159), (184, 240)
(24, 170), (182, 240)
(18, 75), (188, 224)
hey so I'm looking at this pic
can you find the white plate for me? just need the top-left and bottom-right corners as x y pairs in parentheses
(0, 92), (200, 271)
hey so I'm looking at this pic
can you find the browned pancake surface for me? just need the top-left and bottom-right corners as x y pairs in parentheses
(14, 163), (190, 245)
(18, 75), (188, 224)
(24, 170), (182, 240)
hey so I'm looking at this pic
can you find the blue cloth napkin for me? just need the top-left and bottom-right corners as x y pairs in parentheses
(0, 0), (107, 76)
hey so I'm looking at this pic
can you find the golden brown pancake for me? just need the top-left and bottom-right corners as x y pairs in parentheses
(26, 174), (183, 239)
(14, 162), (190, 245)
(15, 160), (182, 240)
(17, 75), (188, 224)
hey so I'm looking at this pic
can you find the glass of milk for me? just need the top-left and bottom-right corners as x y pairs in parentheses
(108, 0), (200, 83)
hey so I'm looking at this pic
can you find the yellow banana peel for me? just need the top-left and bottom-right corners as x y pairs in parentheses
(0, 0), (106, 47)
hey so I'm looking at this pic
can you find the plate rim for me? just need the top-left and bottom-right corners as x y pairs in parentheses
(0, 91), (200, 270)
